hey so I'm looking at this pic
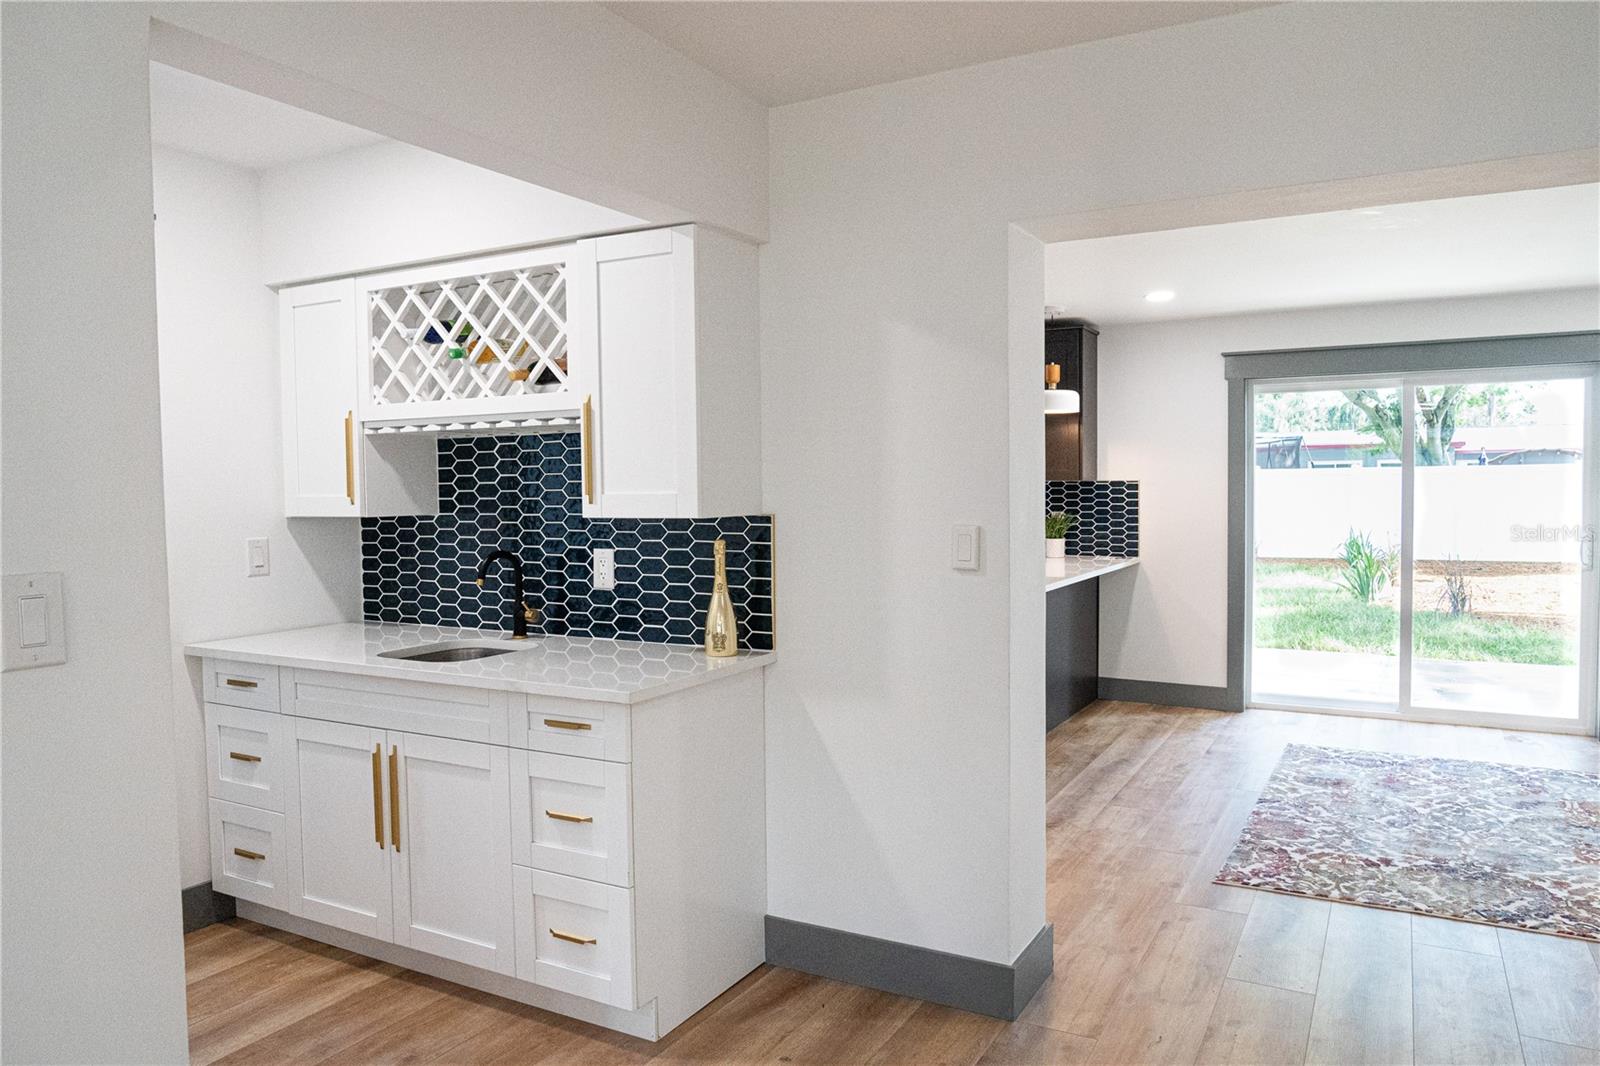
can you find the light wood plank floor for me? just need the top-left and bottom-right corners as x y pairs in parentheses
(186, 702), (1600, 1065)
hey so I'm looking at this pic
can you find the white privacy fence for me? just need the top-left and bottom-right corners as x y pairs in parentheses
(1254, 465), (1586, 563)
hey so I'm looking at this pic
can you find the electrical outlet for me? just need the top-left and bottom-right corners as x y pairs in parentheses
(246, 537), (270, 578)
(593, 548), (616, 590)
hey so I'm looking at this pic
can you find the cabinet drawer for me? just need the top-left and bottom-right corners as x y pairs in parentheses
(202, 658), (281, 712)
(286, 668), (508, 745)
(510, 750), (632, 887)
(513, 867), (635, 1009)
(516, 695), (629, 762)
(209, 799), (295, 911)
(204, 704), (293, 812)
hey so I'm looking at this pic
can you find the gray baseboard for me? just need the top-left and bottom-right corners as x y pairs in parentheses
(181, 881), (236, 933)
(1098, 676), (1240, 712)
(765, 915), (1052, 1020)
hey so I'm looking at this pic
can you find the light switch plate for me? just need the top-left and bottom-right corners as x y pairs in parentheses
(593, 548), (616, 590)
(3, 571), (66, 671)
(951, 525), (980, 571)
(246, 537), (270, 578)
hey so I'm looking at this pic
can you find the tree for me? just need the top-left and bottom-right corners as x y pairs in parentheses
(1343, 385), (1465, 465)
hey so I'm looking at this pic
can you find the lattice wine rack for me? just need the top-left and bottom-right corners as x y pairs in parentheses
(365, 258), (575, 424)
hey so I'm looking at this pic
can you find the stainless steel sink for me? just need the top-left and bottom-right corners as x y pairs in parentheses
(378, 641), (527, 663)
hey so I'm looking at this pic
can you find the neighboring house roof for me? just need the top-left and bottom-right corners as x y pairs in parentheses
(1255, 425), (1582, 452)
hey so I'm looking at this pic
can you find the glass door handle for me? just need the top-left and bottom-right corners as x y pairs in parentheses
(1581, 529), (1595, 572)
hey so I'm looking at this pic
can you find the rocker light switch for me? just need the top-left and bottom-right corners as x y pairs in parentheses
(246, 537), (270, 578)
(3, 572), (66, 671)
(952, 525), (980, 571)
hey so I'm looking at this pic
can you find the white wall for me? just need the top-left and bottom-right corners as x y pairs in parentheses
(1, 6), (190, 1062)
(153, 147), (364, 889)
(762, 1), (1598, 967)
(1254, 466), (1585, 563)
(1097, 287), (1600, 689)
(149, 2), (768, 241)
(2, 5), (765, 1055)
(258, 140), (640, 285)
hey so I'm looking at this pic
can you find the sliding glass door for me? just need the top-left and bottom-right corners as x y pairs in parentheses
(1249, 366), (1597, 732)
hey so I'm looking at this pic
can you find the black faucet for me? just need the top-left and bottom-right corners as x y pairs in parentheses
(474, 549), (539, 639)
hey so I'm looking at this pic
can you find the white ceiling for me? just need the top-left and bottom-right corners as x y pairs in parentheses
(149, 63), (385, 171)
(1045, 184), (1600, 326)
(604, 1), (1267, 106)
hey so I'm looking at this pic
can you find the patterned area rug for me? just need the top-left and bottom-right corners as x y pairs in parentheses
(1215, 744), (1600, 941)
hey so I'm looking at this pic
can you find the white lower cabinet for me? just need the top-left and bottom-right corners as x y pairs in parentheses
(202, 660), (766, 1040)
(390, 732), (515, 975)
(510, 748), (631, 886)
(513, 866), (635, 1009)
(287, 717), (394, 940)
(204, 703), (292, 812)
(209, 799), (293, 911)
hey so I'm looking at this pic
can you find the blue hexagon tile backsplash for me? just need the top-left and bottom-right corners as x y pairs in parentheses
(362, 434), (773, 650)
(1044, 480), (1139, 557)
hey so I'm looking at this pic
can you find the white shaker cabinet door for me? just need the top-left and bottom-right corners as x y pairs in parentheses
(280, 278), (362, 516)
(581, 227), (693, 519)
(286, 717), (393, 941)
(388, 731), (515, 976)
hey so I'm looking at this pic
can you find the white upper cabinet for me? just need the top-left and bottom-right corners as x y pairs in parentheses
(278, 225), (759, 520)
(578, 225), (761, 519)
(357, 243), (595, 428)
(280, 279), (362, 517)
(280, 281), (438, 519)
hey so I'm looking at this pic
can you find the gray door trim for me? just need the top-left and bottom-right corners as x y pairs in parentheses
(1226, 376), (1251, 711)
(1224, 330), (1600, 381)
(1226, 331), (1600, 716)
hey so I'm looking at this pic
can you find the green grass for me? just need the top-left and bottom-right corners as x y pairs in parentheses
(1253, 563), (1575, 666)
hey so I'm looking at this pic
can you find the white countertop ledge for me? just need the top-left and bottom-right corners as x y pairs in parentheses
(1045, 556), (1139, 591)
(185, 622), (774, 705)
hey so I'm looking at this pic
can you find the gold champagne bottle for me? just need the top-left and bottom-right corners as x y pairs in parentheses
(704, 538), (739, 657)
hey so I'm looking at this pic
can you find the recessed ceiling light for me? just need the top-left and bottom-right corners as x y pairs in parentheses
(1144, 289), (1176, 303)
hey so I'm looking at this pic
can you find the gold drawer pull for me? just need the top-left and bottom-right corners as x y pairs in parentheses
(543, 719), (592, 731)
(545, 809), (594, 824)
(372, 744), (385, 849)
(224, 678), (259, 689)
(233, 847), (266, 861)
(580, 395), (595, 505)
(550, 928), (597, 946)
(343, 409), (356, 504)
(227, 751), (262, 763)
(389, 747), (402, 853)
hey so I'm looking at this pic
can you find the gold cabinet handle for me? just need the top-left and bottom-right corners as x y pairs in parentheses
(545, 809), (594, 824)
(228, 751), (262, 763)
(224, 678), (259, 689)
(580, 395), (595, 505)
(543, 719), (592, 732)
(371, 744), (385, 849)
(344, 410), (355, 504)
(233, 847), (266, 861)
(550, 928), (597, 946)
(389, 746), (401, 852)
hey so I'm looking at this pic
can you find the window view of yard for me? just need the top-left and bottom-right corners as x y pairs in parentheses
(1251, 377), (1586, 721)
(1254, 561), (1576, 666)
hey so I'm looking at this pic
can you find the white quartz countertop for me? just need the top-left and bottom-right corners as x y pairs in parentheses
(1045, 556), (1139, 592)
(185, 623), (773, 705)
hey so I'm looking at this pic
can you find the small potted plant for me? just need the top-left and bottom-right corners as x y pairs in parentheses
(1045, 511), (1075, 559)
